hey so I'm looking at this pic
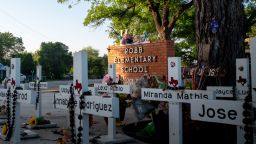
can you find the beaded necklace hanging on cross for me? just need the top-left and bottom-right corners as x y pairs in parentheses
(68, 83), (91, 144)
(4, 85), (18, 141)
(77, 91), (90, 144)
(77, 92), (85, 144)
(68, 84), (76, 143)
(35, 80), (41, 110)
(242, 86), (253, 144)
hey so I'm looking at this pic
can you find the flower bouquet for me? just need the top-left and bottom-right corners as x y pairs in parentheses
(1, 124), (8, 136)
(25, 116), (55, 129)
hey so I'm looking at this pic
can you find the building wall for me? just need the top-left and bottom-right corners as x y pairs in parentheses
(108, 40), (175, 83)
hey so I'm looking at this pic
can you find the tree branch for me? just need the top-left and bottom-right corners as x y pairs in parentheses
(246, 8), (256, 31)
(148, 0), (162, 32)
(168, 0), (193, 32)
(119, 4), (136, 18)
(162, 0), (170, 28)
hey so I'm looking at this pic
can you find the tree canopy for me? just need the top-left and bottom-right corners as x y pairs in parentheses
(0, 32), (25, 64)
(81, 46), (108, 78)
(18, 52), (36, 76)
(36, 42), (73, 80)
(57, 0), (256, 68)
(58, 0), (193, 40)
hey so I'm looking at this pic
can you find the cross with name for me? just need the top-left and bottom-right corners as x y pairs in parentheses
(55, 51), (120, 144)
(28, 65), (47, 89)
(0, 58), (36, 143)
(28, 65), (48, 118)
(141, 57), (255, 144)
(250, 38), (256, 143)
(141, 57), (214, 144)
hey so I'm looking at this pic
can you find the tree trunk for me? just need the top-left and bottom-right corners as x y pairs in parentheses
(158, 28), (171, 40)
(194, 0), (245, 86)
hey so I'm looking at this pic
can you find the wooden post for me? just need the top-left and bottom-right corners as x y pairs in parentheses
(108, 64), (116, 139)
(36, 65), (42, 81)
(36, 65), (42, 118)
(73, 51), (89, 144)
(236, 58), (250, 144)
(11, 58), (21, 144)
(168, 57), (183, 144)
(250, 38), (256, 143)
(5, 66), (10, 78)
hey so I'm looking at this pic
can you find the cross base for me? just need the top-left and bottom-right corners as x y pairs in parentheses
(25, 122), (58, 129)
(95, 133), (134, 144)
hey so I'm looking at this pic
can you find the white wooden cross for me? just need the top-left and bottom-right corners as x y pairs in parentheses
(28, 65), (48, 118)
(55, 51), (89, 143)
(190, 58), (253, 144)
(55, 51), (119, 144)
(141, 57), (214, 144)
(0, 58), (36, 143)
(91, 64), (132, 143)
(250, 38), (256, 143)
(28, 65), (48, 90)
(236, 58), (250, 144)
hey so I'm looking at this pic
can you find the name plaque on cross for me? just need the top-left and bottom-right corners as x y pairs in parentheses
(55, 93), (119, 118)
(141, 88), (214, 103)
(28, 82), (48, 89)
(191, 100), (244, 126)
(94, 83), (131, 94)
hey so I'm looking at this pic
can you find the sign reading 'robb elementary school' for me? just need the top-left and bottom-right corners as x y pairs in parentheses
(114, 46), (157, 73)
(108, 40), (174, 82)
(141, 88), (214, 103)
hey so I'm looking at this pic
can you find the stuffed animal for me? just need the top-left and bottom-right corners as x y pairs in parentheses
(131, 76), (156, 120)
(102, 74), (113, 85)
(121, 29), (133, 45)
(131, 76), (148, 99)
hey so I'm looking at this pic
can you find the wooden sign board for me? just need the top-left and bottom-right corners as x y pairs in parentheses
(207, 86), (233, 98)
(94, 84), (131, 94)
(55, 93), (119, 118)
(0, 89), (36, 104)
(191, 100), (243, 126)
(28, 82), (48, 89)
(141, 88), (214, 103)
(206, 86), (249, 100)
(83, 96), (119, 118)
